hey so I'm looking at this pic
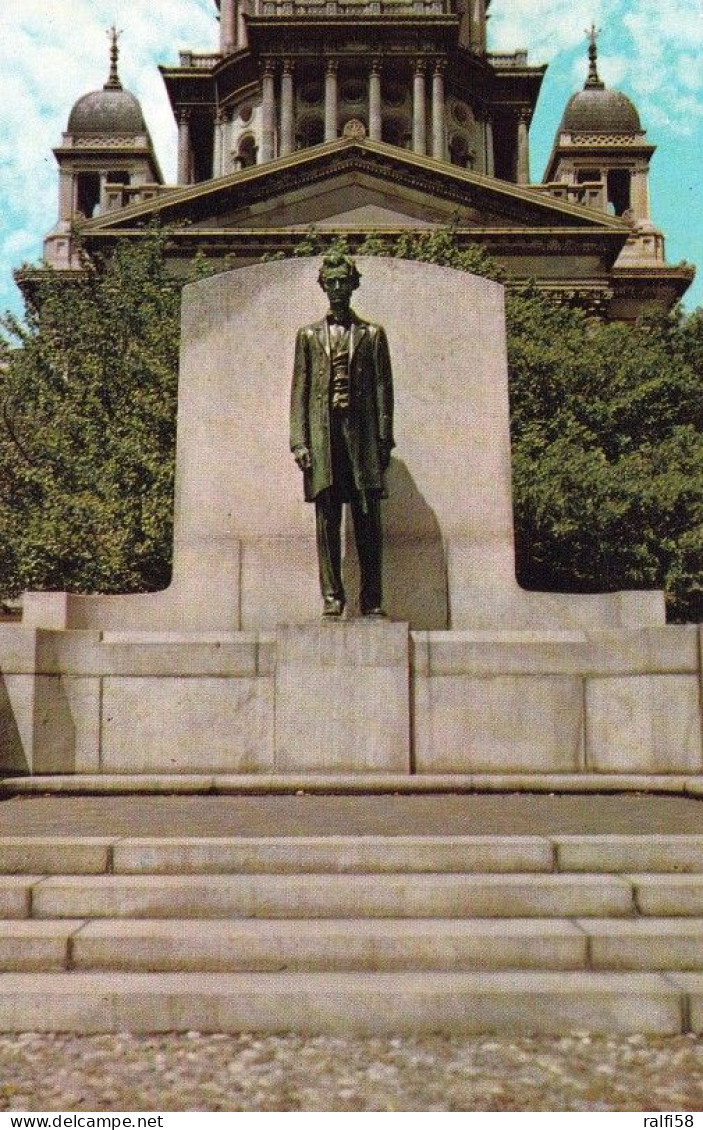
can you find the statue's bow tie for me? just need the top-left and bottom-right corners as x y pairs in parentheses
(327, 314), (351, 329)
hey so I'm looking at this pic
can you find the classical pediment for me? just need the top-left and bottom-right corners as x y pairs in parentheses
(313, 203), (436, 229)
(84, 136), (628, 237)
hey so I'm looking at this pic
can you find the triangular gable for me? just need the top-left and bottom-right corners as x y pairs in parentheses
(84, 137), (628, 236)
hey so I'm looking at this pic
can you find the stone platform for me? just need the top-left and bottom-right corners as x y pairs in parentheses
(0, 621), (700, 779)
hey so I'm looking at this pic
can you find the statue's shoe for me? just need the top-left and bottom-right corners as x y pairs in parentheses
(322, 597), (345, 618)
(361, 607), (387, 618)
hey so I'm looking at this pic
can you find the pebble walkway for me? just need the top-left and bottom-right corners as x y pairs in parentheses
(0, 1033), (701, 1111)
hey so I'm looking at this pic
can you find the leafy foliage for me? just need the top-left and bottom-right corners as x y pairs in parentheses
(358, 228), (505, 280)
(263, 227), (504, 280)
(1, 228), (700, 621)
(265, 222), (506, 280)
(0, 229), (182, 597)
(506, 290), (702, 621)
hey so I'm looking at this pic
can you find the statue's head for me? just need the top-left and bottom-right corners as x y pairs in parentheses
(318, 252), (361, 311)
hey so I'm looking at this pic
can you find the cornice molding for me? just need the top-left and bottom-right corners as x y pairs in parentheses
(82, 136), (629, 234)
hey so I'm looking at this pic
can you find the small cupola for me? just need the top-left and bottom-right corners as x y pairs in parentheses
(43, 28), (163, 269)
(67, 30), (148, 138)
(543, 26), (654, 222)
(560, 29), (642, 136)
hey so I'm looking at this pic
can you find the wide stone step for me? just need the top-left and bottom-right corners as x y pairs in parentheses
(578, 919), (703, 971)
(0, 971), (685, 1034)
(4, 835), (703, 876)
(3, 917), (703, 974)
(31, 873), (635, 920)
(69, 918), (588, 972)
(68, 917), (703, 974)
(111, 836), (554, 874)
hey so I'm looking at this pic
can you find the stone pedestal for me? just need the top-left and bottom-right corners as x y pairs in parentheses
(0, 625), (700, 778)
(274, 620), (410, 773)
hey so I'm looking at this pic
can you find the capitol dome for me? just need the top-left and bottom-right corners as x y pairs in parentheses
(67, 31), (147, 137)
(560, 31), (642, 135)
(561, 85), (641, 134)
(68, 88), (146, 136)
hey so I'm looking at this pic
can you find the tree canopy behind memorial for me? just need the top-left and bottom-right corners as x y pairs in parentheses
(0, 229), (700, 621)
(0, 229), (181, 598)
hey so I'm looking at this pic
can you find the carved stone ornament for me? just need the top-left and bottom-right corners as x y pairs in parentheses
(342, 118), (367, 140)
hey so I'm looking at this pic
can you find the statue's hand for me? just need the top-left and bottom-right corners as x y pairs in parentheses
(293, 445), (312, 471)
(379, 440), (392, 471)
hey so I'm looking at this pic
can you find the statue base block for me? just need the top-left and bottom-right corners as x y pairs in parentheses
(0, 625), (700, 779)
(274, 620), (410, 773)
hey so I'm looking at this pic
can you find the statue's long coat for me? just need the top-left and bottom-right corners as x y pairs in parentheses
(290, 311), (395, 502)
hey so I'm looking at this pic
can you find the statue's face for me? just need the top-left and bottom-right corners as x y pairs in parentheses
(322, 266), (355, 314)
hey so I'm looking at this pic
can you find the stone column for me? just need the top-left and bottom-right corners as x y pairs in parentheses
(324, 59), (338, 142)
(368, 59), (382, 141)
(474, 0), (487, 51)
(261, 59), (276, 162)
(221, 0), (237, 53)
(431, 61), (446, 161)
(516, 108), (530, 184)
(238, 0), (249, 48)
(280, 60), (295, 157)
(214, 109), (225, 177)
(177, 110), (192, 184)
(484, 113), (494, 177)
(412, 60), (427, 155)
(226, 109), (236, 173)
(631, 166), (650, 221)
(59, 170), (73, 221)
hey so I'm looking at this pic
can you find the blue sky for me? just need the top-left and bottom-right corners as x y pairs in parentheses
(1, 0), (701, 320)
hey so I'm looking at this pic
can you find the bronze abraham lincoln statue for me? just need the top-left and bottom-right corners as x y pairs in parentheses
(290, 253), (395, 618)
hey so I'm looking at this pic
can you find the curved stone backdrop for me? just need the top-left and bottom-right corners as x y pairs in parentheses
(22, 256), (664, 631)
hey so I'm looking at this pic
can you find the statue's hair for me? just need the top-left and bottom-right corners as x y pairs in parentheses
(318, 251), (361, 291)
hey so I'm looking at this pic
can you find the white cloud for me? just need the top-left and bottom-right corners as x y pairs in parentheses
(489, 0), (703, 130)
(488, 0), (607, 60)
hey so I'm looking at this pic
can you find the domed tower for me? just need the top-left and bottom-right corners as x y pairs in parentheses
(543, 28), (655, 221)
(44, 29), (163, 269)
(162, 0), (544, 186)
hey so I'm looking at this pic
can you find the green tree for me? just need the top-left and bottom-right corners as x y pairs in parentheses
(507, 289), (702, 621)
(0, 228), (183, 598)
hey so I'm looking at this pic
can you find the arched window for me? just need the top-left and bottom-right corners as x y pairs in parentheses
(449, 135), (470, 168)
(296, 116), (324, 150)
(75, 173), (101, 218)
(238, 134), (257, 168)
(607, 169), (631, 216)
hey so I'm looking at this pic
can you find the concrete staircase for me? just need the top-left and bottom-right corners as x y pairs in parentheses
(0, 833), (702, 1034)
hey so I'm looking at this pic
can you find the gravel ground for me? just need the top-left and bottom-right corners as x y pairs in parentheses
(0, 1033), (701, 1111)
